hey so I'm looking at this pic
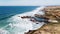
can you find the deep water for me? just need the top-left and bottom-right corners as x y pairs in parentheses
(0, 6), (38, 20)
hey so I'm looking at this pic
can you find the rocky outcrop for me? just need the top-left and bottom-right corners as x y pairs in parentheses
(44, 6), (60, 20)
(29, 24), (60, 34)
(25, 6), (60, 34)
(21, 16), (32, 19)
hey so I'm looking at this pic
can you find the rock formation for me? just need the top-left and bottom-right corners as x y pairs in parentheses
(25, 6), (60, 34)
(44, 6), (60, 20)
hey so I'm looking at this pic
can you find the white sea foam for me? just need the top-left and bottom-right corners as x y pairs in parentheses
(0, 29), (9, 34)
(0, 6), (45, 34)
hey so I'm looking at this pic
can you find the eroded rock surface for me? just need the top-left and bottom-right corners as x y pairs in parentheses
(25, 23), (60, 34)
(25, 6), (60, 34)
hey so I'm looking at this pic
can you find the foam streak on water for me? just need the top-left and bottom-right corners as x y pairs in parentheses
(0, 6), (45, 34)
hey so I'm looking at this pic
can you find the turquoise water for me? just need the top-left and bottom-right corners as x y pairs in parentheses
(0, 6), (39, 34)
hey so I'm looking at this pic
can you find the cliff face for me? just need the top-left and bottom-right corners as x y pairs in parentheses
(25, 6), (60, 34)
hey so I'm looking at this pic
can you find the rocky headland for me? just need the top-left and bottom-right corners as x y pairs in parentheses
(25, 6), (60, 34)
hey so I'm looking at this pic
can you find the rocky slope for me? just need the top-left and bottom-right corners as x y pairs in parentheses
(25, 6), (60, 34)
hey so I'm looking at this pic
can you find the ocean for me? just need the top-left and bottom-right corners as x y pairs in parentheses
(0, 6), (38, 20)
(0, 6), (38, 27)
(0, 6), (45, 34)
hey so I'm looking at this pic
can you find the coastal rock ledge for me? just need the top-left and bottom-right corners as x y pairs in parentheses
(25, 6), (60, 34)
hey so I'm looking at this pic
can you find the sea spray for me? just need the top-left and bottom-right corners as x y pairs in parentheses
(0, 29), (9, 34)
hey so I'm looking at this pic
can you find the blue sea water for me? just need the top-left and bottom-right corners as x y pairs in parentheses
(0, 6), (39, 34)
(0, 6), (38, 27)
(0, 6), (38, 20)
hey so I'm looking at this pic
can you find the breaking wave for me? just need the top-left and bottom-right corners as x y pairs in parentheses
(0, 6), (45, 34)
